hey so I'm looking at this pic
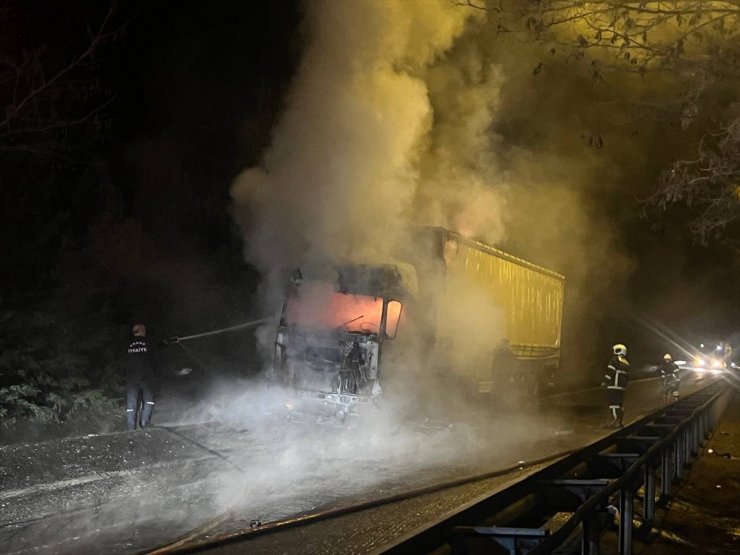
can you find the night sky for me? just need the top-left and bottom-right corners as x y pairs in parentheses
(2, 0), (739, 386)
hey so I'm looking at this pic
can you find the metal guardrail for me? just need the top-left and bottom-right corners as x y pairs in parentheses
(381, 380), (733, 555)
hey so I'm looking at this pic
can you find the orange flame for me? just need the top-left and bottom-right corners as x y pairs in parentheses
(286, 281), (384, 333)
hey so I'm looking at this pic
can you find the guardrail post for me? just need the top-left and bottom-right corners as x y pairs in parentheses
(582, 511), (601, 555)
(684, 427), (692, 464)
(704, 409), (710, 438)
(661, 446), (672, 497)
(675, 433), (684, 477)
(686, 424), (693, 460)
(644, 464), (656, 523)
(692, 419), (700, 454)
(618, 483), (634, 555)
(684, 426), (690, 464)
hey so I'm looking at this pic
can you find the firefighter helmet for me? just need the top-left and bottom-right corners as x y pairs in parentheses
(613, 343), (627, 356)
(663, 353), (672, 361)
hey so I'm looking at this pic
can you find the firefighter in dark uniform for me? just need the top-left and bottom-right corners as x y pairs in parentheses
(339, 341), (365, 394)
(126, 323), (156, 430)
(658, 353), (680, 403)
(603, 343), (630, 428)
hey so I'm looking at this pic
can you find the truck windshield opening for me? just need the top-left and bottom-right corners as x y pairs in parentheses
(285, 281), (384, 333)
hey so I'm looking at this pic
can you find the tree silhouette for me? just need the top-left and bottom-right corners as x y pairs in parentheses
(479, 1), (740, 241)
(0, 1), (125, 159)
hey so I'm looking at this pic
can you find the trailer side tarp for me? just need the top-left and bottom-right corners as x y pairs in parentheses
(448, 242), (564, 347)
(442, 237), (564, 350)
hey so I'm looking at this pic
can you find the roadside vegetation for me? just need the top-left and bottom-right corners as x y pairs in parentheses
(0, 2), (270, 436)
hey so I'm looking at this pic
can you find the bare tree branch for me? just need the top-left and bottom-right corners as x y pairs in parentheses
(647, 105), (740, 242)
(471, 1), (740, 241)
(0, 1), (128, 160)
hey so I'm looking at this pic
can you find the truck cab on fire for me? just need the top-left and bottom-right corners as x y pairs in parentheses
(273, 264), (409, 420)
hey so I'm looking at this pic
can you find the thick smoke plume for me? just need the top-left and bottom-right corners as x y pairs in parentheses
(231, 0), (651, 378)
(230, 0), (520, 380)
(231, 0), (502, 278)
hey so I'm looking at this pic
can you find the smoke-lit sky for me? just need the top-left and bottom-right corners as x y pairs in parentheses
(4, 0), (740, 371)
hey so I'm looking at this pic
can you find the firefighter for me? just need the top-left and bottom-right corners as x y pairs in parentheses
(341, 341), (365, 393)
(602, 343), (630, 428)
(126, 323), (156, 430)
(658, 353), (680, 403)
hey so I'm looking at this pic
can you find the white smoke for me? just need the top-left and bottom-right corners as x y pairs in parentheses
(231, 0), (505, 281)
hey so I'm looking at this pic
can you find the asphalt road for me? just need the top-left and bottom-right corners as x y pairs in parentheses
(0, 371), (715, 554)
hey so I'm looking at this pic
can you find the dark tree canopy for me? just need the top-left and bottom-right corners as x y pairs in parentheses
(478, 1), (740, 242)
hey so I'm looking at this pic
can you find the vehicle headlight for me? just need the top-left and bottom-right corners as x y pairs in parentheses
(711, 359), (722, 369)
(695, 357), (706, 367)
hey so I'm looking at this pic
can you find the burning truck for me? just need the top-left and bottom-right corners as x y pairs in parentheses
(272, 227), (565, 421)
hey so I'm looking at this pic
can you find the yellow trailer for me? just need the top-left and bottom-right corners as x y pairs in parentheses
(403, 227), (565, 395)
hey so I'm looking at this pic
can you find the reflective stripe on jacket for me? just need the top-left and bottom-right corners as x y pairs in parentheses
(605, 354), (630, 390)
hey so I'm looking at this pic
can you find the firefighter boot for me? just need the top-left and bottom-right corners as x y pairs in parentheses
(603, 418), (619, 429)
(604, 406), (619, 428)
(126, 385), (140, 430)
(140, 400), (155, 428)
(139, 383), (155, 429)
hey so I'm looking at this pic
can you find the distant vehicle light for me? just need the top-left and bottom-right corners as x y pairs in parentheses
(675, 360), (687, 366)
(695, 357), (706, 367)
(711, 359), (722, 369)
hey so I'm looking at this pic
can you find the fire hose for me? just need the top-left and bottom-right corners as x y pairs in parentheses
(166, 316), (274, 344)
(164, 316), (274, 375)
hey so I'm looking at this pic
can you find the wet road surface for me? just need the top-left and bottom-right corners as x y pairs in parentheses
(0, 372), (715, 554)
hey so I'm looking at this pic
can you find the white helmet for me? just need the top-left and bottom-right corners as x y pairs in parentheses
(663, 353), (672, 361)
(613, 343), (627, 356)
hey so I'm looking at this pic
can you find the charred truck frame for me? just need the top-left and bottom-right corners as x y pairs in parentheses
(273, 227), (565, 420)
(273, 264), (406, 421)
